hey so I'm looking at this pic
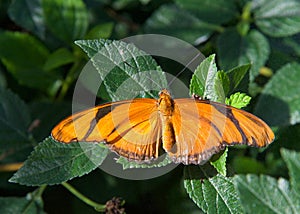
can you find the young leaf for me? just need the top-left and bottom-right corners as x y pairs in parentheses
(184, 165), (243, 214)
(210, 148), (228, 176)
(8, 0), (45, 39)
(75, 39), (168, 101)
(254, 62), (300, 126)
(234, 174), (300, 213)
(225, 93), (251, 109)
(254, 0), (300, 37)
(217, 29), (270, 81)
(281, 149), (300, 192)
(9, 138), (109, 186)
(43, 0), (88, 43)
(0, 188), (45, 214)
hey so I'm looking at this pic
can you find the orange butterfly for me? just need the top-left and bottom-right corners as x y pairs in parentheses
(51, 89), (274, 165)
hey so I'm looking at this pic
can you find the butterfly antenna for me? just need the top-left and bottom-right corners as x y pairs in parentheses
(167, 52), (202, 88)
(124, 61), (160, 98)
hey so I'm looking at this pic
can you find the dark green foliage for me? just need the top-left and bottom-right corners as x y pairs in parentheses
(0, 0), (300, 213)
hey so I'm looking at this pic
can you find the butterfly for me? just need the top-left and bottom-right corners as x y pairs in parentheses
(51, 89), (274, 165)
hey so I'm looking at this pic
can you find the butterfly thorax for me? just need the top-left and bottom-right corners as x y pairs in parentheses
(157, 89), (174, 116)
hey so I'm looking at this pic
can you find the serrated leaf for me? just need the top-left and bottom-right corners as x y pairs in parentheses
(0, 31), (61, 92)
(175, 0), (238, 25)
(8, 0), (45, 39)
(254, 62), (300, 126)
(43, 0), (88, 43)
(217, 29), (270, 81)
(210, 148), (228, 176)
(75, 39), (168, 101)
(281, 149), (300, 192)
(9, 138), (109, 186)
(190, 54), (223, 102)
(234, 174), (300, 213)
(0, 88), (32, 161)
(0, 188), (45, 214)
(225, 93), (251, 109)
(144, 4), (215, 44)
(254, 0), (300, 37)
(184, 165), (243, 214)
(116, 154), (173, 170)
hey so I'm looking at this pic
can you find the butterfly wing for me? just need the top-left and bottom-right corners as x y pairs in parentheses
(166, 99), (274, 164)
(51, 99), (162, 161)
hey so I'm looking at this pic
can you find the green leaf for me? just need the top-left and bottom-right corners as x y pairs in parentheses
(144, 4), (216, 44)
(234, 174), (300, 213)
(8, 0), (45, 39)
(85, 22), (114, 40)
(9, 138), (109, 186)
(0, 31), (61, 92)
(254, 0), (300, 37)
(175, 0), (238, 25)
(254, 62), (300, 126)
(184, 165), (243, 213)
(225, 92), (251, 109)
(0, 88), (32, 161)
(217, 29), (270, 81)
(210, 148), (228, 176)
(190, 54), (226, 102)
(281, 149), (300, 192)
(43, 48), (75, 71)
(43, 0), (88, 43)
(0, 188), (45, 214)
(116, 155), (172, 170)
(75, 39), (168, 101)
(226, 64), (251, 93)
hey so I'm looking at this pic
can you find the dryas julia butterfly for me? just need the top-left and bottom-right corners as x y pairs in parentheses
(51, 89), (274, 165)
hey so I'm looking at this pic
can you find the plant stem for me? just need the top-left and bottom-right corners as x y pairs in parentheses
(57, 56), (84, 101)
(61, 182), (106, 212)
(36, 185), (47, 197)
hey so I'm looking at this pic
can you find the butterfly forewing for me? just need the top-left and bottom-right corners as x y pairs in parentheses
(52, 99), (162, 161)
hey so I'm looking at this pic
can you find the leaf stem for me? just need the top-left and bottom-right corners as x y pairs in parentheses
(61, 182), (106, 212)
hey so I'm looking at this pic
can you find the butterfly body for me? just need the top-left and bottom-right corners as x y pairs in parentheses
(51, 89), (274, 165)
